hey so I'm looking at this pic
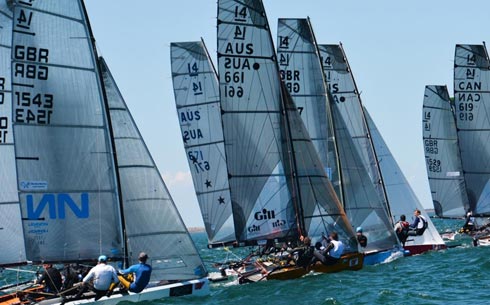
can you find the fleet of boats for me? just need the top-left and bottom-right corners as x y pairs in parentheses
(423, 44), (490, 244)
(1, 0), (487, 304)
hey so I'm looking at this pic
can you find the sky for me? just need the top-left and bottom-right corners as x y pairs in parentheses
(84, 0), (490, 227)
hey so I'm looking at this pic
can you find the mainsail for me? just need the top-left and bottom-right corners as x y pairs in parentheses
(319, 44), (399, 252)
(422, 85), (469, 218)
(454, 44), (490, 216)
(0, 0), (26, 266)
(217, 0), (356, 248)
(101, 57), (207, 281)
(365, 108), (446, 251)
(170, 40), (236, 247)
(276, 18), (342, 202)
(12, 0), (123, 262)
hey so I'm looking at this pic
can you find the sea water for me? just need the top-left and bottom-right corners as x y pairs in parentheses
(2, 218), (489, 305)
(177, 217), (490, 305)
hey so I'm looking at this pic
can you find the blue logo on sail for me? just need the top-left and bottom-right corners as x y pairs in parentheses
(26, 193), (89, 219)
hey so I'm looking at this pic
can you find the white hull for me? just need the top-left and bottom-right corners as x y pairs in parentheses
(38, 278), (209, 305)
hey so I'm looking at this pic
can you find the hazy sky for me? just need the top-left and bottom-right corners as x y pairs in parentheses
(84, 0), (490, 227)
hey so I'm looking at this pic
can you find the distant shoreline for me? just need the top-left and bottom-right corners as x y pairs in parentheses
(187, 227), (205, 233)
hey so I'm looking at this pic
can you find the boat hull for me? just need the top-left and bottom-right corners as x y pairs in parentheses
(10, 278), (209, 305)
(0, 285), (45, 305)
(403, 244), (446, 255)
(238, 252), (363, 283)
(363, 248), (406, 265)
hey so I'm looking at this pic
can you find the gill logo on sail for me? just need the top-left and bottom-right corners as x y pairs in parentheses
(254, 208), (275, 221)
(26, 193), (89, 219)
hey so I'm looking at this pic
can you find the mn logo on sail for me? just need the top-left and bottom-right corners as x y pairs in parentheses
(26, 193), (89, 219)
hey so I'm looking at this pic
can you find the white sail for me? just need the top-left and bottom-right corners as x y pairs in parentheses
(101, 57), (207, 281)
(12, 0), (124, 262)
(454, 44), (490, 215)
(170, 40), (236, 247)
(276, 18), (342, 202)
(217, 0), (296, 242)
(217, 0), (356, 248)
(0, 0), (26, 266)
(365, 108), (445, 250)
(422, 85), (469, 218)
(319, 44), (399, 252)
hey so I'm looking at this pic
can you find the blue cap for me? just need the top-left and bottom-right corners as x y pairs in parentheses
(356, 227), (363, 233)
(98, 255), (107, 262)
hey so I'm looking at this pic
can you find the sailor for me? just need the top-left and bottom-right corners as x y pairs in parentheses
(356, 227), (368, 248)
(117, 252), (152, 293)
(312, 231), (345, 266)
(460, 211), (476, 233)
(407, 209), (428, 236)
(291, 237), (315, 268)
(394, 215), (410, 246)
(77, 255), (119, 300)
(36, 263), (62, 294)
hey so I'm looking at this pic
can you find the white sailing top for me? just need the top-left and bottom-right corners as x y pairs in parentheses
(83, 263), (119, 291)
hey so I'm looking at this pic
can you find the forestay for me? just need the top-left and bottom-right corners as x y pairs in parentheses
(170, 41), (236, 247)
(0, 0), (26, 266)
(319, 44), (399, 252)
(276, 18), (342, 202)
(422, 85), (469, 218)
(454, 44), (490, 215)
(101, 57), (207, 281)
(11, 0), (123, 262)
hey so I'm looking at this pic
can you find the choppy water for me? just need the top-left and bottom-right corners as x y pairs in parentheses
(2, 218), (489, 305)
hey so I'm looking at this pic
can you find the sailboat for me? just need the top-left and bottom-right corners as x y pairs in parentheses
(454, 45), (490, 217)
(170, 40), (236, 249)
(364, 108), (447, 254)
(2, 0), (209, 303)
(317, 43), (403, 264)
(453, 44), (490, 244)
(216, 0), (362, 282)
(422, 85), (469, 218)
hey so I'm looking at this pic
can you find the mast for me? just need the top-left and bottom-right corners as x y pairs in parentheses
(280, 83), (307, 236)
(217, 0), (301, 242)
(338, 43), (394, 222)
(81, 0), (128, 266)
(308, 18), (345, 207)
(319, 43), (399, 251)
(276, 17), (343, 235)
